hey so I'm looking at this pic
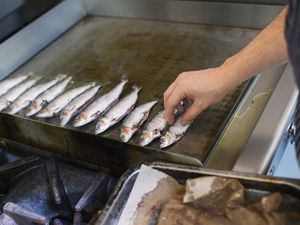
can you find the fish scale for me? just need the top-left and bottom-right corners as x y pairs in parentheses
(26, 76), (72, 117)
(95, 85), (141, 135)
(0, 78), (40, 111)
(73, 76), (128, 127)
(37, 82), (97, 118)
(120, 100), (157, 142)
(159, 116), (191, 148)
(8, 74), (67, 114)
(60, 85), (101, 127)
(139, 110), (168, 147)
(0, 74), (30, 96)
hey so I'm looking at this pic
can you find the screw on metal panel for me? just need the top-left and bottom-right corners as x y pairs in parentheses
(288, 123), (296, 144)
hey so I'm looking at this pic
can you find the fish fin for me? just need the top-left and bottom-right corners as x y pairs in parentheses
(132, 85), (142, 91)
(42, 100), (48, 106)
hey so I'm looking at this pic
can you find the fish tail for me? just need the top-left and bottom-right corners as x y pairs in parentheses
(132, 85), (142, 92)
(56, 74), (68, 80)
(100, 81), (111, 87)
(121, 74), (128, 82)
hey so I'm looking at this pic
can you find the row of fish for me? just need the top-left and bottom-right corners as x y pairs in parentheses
(0, 74), (192, 148)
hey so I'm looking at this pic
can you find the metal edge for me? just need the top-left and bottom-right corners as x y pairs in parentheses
(83, 0), (283, 29)
(205, 64), (286, 170)
(233, 64), (298, 174)
(0, 0), (86, 80)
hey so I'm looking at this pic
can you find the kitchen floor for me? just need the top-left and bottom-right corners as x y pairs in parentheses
(274, 142), (300, 179)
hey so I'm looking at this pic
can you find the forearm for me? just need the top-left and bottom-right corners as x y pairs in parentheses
(220, 6), (288, 89)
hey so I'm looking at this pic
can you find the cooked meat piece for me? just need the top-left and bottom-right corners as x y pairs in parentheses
(157, 196), (236, 225)
(132, 177), (184, 225)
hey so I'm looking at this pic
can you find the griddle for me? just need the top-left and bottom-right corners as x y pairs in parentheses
(0, 16), (259, 174)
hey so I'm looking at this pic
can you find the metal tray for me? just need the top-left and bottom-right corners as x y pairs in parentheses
(0, 1), (286, 173)
(94, 162), (300, 225)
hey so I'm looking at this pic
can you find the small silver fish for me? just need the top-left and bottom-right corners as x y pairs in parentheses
(0, 77), (40, 111)
(59, 85), (101, 127)
(139, 110), (168, 147)
(159, 116), (191, 148)
(8, 74), (67, 114)
(95, 85), (141, 134)
(120, 100), (157, 142)
(0, 73), (31, 96)
(36, 82), (97, 118)
(74, 76), (127, 127)
(26, 77), (72, 117)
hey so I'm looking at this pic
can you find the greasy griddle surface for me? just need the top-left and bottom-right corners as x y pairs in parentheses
(10, 16), (258, 161)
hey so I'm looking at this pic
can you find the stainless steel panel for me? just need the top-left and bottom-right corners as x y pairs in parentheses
(0, 0), (85, 80)
(84, 0), (284, 29)
(205, 65), (285, 170)
(233, 65), (298, 174)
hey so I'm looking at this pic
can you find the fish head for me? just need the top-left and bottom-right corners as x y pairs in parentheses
(73, 112), (89, 127)
(139, 129), (161, 146)
(0, 99), (10, 111)
(26, 102), (41, 117)
(95, 117), (111, 134)
(60, 110), (72, 127)
(120, 125), (136, 142)
(7, 100), (27, 114)
(36, 108), (53, 118)
(159, 131), (175, 149)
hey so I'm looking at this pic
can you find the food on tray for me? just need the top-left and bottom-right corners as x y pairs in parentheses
(26, 76), (72, 117)
(159, 116), (192, 148)
(60, 85), (101, 127)
(132, 177), (183, 225)
(37, 82), (97, 118)
(121, 166), (300, 225)
(8, 74), (67, 114)
(0, 73), (30, 96)
(139, 110), (168, 146)
(0, 77), (40, 111)
(74, 75), (128, 127)
(120, 100), (157, 142)
(95, 85), (141, 134)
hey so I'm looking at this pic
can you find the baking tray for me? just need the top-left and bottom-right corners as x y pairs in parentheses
(95, 162), (300, 225)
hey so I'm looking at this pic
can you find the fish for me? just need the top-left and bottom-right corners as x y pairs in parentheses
(0, 73), (31, 96)
(74, 76), (128, 127)
(0, 77), (40, 111)
(26, 77), (72, 117)
(59, 85), (101, 127)
(36, 82), (97, 118)
(95, 85), (141, 134)
(139, 110), (168, 147)
(120, 100), (157, 142)
(159, 116), (192, 148)
(7, 74), (67, 114)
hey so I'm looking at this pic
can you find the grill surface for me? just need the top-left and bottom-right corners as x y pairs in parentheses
(6, 16), (257, 162)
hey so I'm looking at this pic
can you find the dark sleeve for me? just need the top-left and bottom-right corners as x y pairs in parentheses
(285, 0), (300, 164)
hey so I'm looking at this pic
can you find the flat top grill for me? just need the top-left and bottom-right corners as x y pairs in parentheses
(6, 16), (258, 164)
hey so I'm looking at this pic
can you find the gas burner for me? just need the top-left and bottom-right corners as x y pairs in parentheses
(0, 156), (117, 224)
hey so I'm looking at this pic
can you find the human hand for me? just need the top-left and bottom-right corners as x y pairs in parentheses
(164, 67), (235, 125)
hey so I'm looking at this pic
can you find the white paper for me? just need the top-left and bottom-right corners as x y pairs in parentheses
(117, 165), (168, 225)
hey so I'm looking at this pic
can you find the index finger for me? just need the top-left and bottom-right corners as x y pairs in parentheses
(164, 89), (183, 124)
